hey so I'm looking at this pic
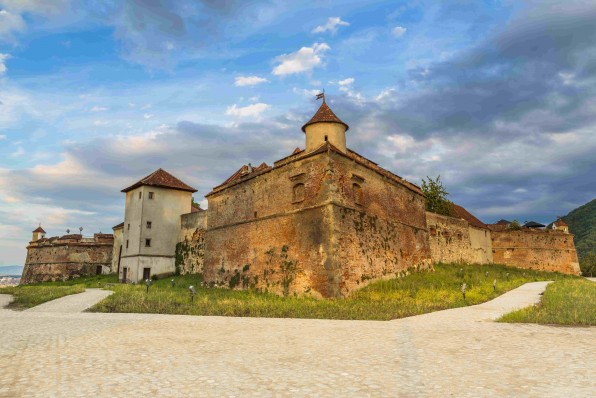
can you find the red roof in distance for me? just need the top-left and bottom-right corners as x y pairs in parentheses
(122, 168), (197, 193)
(32, 226), (46, 233)
(302, 101), (349, 132)
(450, 204), (487, 229)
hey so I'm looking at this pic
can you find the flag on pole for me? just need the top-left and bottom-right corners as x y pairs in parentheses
(315, 92), (325, 101)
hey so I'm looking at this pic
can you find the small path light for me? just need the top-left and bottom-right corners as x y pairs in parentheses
(145, 278), (152, 293)
(189, 285), (196, 302)
(461, 282), (467, 300)
(493, 279), (497, 292)
(506, 272), (510, 281)
(171, 279), (176, 288)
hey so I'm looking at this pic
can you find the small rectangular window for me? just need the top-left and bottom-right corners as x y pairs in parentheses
(139, 191), (142, 199)
(146, 221), (152, 229)
(145, 239), (151, 247)
(127, 223), (130, 230)
(126, 240), (129, 248)
(148, 192), (154, 199)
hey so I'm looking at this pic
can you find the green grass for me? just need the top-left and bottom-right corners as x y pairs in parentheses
(0, 274), (118, 310)
(90, 264), (573, 320)
(498, 279), (596, 326)
(1, 284), (86, 310)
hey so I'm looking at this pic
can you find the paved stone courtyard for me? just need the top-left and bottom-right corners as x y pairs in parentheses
(0, 282), (594, 397)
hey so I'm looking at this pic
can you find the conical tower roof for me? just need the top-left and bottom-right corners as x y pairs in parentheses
(33, 225), (46, 233)
(301, 101), (349, 132)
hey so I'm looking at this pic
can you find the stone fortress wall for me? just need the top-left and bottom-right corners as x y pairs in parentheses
(492, 230), (580, 274)
(426, 212), (493, 264)
(176, 210), (207, 275)
(22, 234), (114, 284)
(426, 211), (580, 274)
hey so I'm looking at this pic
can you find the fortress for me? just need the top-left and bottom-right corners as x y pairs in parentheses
(22, 99), (581, 293)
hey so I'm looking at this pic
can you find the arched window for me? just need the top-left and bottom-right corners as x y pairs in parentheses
(353, 183), (364, 205)
(293, 183), (305, 203)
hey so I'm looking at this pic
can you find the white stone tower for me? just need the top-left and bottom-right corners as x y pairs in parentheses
(302, 99), (349, 153)
(31, 225), (46, 241)
(119, 168), (197, 283)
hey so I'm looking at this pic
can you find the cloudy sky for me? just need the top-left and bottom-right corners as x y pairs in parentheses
(1, 0), (595, 265)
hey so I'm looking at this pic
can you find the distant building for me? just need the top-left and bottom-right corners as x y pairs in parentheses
(21, 232), (114, 284)
(551, 218), (569, 233)
(523, 221), (545, 229)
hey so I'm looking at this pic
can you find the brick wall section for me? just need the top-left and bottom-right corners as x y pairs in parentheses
(426, 212), (493, 264)
(22, 234), (114, 283)
(176, 211), (207, 275)
(202, 146), (432, 298)
(492, 230), (580, 275)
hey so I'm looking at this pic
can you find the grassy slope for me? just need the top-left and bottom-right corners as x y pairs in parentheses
(91, 264), (572, 320)
(498, 279), (596, 326)
(1, 274), (118, 310)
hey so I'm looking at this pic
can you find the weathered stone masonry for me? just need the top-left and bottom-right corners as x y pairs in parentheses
(22, 234), (114, 284)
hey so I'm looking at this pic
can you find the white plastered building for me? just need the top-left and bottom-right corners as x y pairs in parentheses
(119, 168), (197, 283)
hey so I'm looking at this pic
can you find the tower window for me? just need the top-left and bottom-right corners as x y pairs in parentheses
(324, 135), (328, 142)
(126, 240), (129, 248)
(292, 183), (305, 203)
(127, 223), (130, 230)
(146, 221), (152, 229)
(148, 192), (154, 199)
(138, 192), (142, 199)
(353, 183), (364, 205)
(145, 239), (151, 247)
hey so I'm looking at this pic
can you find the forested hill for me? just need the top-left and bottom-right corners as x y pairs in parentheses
(563, 198), (596, 261)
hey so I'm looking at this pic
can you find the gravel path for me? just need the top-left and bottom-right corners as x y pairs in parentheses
(0, 281), (594, 397)
(23, 288), (113, 313)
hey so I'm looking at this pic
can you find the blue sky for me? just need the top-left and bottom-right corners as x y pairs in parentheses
(1, 0), (595, 265)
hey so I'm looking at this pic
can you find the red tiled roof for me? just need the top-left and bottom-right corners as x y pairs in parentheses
(191, 203), (204, 213)
(450, 204), (487, 229)
(112, 222), (124, 230)
(292, 147), (302, 154)
(216, 163), (271, 189)
(32, 226), (46, 233)
(301, 101), (349, 132)
(554, 218), (568, 227)
(122, 168), (197, 193)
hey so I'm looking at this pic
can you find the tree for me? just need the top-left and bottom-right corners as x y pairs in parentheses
(508, 220), (522, 230)
(421, 175), (452, 216)
(191, 197), (200, 209)
(581, 251), (596, 277)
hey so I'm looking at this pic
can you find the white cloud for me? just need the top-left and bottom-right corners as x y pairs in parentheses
(0, 134), (6, 140)
(234, 76), (269, 86)
(0, 53), (10, 74)
(93, 120), (108, 126)
(143, 113), (154, 119)
(292, 87), (320, 98)
(90, 106), (108, 112)
(0, 10), (25, 40)
(392, 26), (407, 37)
(338, 77), (355, 90)
(312, 17), (349, 34)
(272, 43), (330, 76)
(226, 103), (271, 118)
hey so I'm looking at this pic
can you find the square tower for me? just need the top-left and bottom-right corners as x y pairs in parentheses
(119, 169), (196, 282)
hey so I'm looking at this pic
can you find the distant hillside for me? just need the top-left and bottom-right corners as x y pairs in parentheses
(0, 265), (23, 276)
(563, 198), (596, 261)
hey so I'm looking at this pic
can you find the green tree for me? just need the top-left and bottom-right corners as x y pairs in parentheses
(508, 220), (522, 230)
(581, 251), (596, 277)
(191, 197), (200, 209)
(421, 175), (453, 216)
